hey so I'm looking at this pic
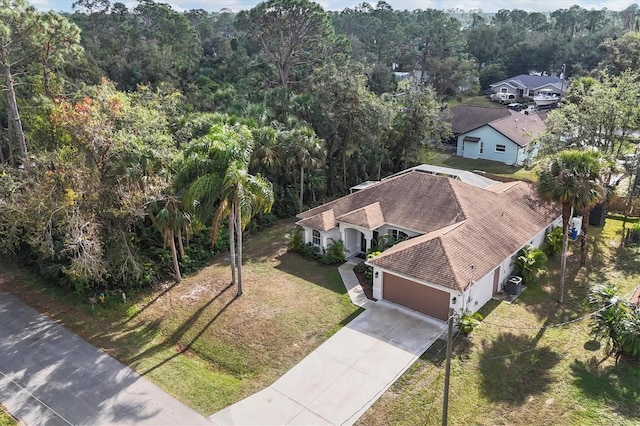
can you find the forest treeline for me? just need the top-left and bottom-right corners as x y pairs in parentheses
(1, 0), (639, 294)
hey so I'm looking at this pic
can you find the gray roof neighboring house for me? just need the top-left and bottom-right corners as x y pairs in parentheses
(488, 111), (547, 147)
(451, 105), (510, 134)
(490, 74), (568, 93)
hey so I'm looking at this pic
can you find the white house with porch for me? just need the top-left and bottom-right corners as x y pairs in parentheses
(296, 167), (561, 321)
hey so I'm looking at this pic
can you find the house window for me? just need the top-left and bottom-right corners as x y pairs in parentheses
(479, 142), (484, 154)
(500, 88), (508, 93)
(390, 229), (408, 240)
(496, 144), (506, 153)
(312, 230), (321, 245)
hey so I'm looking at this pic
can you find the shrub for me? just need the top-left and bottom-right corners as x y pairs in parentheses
(512, 245), (547, 284)
(300, 243), (321, 261)
(321, 239), (346, 264)
(366, 251), (381, 260)
(543, 227), (563, 257)
(354, 262), (373, 287)
(458, 311), (484, 335)
(287, 227), (305, 252)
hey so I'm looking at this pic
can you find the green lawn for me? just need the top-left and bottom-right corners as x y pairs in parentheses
(0, 407), (16, 426)
(449, 95), (502, 108)
(429, 151), (539, 182)
(357, 216), (640, 426)
(0, 219), (359, 415)
(3, 216), (639, 425)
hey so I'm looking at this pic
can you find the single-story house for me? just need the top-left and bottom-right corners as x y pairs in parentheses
(452, 105), (547, 165)
(490, 74), (568, 99)
(296, 168), (561, 321)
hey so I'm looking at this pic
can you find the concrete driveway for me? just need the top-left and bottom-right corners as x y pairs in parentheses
(210, 302), (445, 426)
(0, 291), (211, 426)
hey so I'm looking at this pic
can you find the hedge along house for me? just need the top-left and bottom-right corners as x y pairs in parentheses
(296, 170), (561, 321)
(452, 105), (547, 166)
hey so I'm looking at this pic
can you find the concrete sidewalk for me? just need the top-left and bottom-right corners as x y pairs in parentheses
(210, 301), (445, 425)
(0, 291), (211, 426)
(338, 261), (373, 309)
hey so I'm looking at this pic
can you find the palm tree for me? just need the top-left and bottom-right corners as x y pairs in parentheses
(537, 150), (605, 302)
(148, 197), (191, 282)
(176, 124), (274, 296)
(284, 126), (325, 212)
(587, 283), (636, 360)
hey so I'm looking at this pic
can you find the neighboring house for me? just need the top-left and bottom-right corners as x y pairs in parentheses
(490, 74), (568, 99)
(296, 169), (561, 321)
(452, 105), (547, 165)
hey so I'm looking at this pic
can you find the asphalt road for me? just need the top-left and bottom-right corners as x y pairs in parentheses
(0, 291), (211, 426)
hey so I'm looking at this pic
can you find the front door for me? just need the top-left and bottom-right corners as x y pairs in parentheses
(360, 233), (366, 252)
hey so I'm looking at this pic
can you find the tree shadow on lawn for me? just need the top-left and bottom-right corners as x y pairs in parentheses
(570, 359), (640, 419)
(612, 242), (640, 281)
(274, 251), (346, 295)
(127, 283), (237, 376)
(478, 331), (561, 405)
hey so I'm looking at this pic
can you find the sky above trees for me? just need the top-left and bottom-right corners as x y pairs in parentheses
(35, 0), (637, 14)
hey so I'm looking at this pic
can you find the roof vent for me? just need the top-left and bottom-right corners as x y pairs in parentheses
(515, 118), (518, 122)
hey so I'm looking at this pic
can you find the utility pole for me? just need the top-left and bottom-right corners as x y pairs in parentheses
(442, 308), (454, 426)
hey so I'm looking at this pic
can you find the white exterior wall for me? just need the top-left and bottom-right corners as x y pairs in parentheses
(372, 267), (383, 299)
(373, 215), (562, 315)
(459, 270), (494, 316)
(303, 227), (313, 246)
(495, 215), (562, 291)
(301, 226), (342, 251)
(492, 83), (518, 96)
(323, 228), (341, 249)
(343, 228), (361, 255)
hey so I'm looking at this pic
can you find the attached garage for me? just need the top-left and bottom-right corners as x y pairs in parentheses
(382, 272), (450, 321)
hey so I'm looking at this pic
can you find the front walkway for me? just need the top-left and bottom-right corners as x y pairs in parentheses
(210, 263), (445, 426)
(338, 259), (374, 309)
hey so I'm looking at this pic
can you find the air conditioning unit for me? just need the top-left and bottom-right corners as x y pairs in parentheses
(506, 276), (523, 295)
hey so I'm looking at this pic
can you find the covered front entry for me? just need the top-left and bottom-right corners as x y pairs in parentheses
(343, 227), (371, 255)
(383, 272), (450, 321)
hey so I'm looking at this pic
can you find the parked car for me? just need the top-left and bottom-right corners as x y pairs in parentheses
(490, 93), (517, 104)
(507, 102), (525, 112)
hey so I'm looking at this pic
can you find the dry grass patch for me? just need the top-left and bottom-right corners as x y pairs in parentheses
(358, 217), (640, 426)
(0, 219), (359, 415)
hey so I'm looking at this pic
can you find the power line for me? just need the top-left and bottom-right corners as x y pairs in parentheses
(479, 294), (632, 331)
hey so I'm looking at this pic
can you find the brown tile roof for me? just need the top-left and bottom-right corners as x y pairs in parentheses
(451, 105), (511, 134)
(335, 202), (385, 229)
(297, 173), (465, 234)
(488, 111), (547, 147)
(297, 209), (335, 232)
(367, 175), (560, 292)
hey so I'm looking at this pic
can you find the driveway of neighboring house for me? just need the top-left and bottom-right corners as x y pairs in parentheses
(0, 291), (211, 426)
(210, 300), (445, 426)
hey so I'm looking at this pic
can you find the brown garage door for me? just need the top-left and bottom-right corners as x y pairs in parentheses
(383, 272), (450, 321)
